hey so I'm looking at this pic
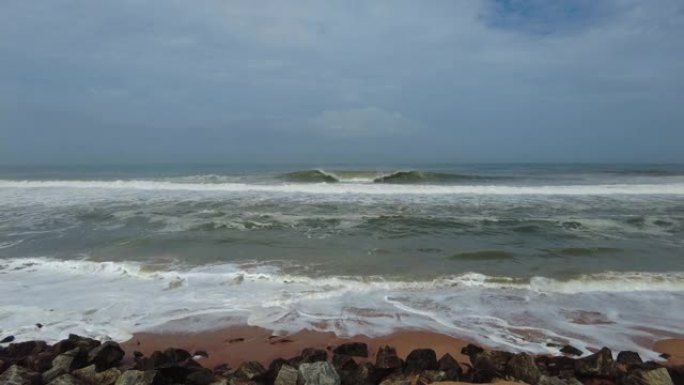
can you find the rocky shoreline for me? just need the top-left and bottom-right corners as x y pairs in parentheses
(1, 334), (683, 385)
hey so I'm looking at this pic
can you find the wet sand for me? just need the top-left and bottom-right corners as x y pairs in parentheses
(654, 338), (684, 366)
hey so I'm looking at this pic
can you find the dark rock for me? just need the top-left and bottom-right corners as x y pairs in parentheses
(36, 324), (43, 329)
(332, 354), (358, 371)
(162, 348), (192, 364)
(575, 347), (615, 377)
(212, 363), (231, 377)
(274, 364), (299, 385)
(375, 345), (403, 370)
(355, 363), (378, 385)
(461, 343), (485, 359)
(561, 345), (583, 357)
(1, 336), (15, 343)
(471, 350), (514, 382)
(72, 365), (121, 385)
(0, 364), (41, 385)
(286, 355), (303, 368)
(667, 366), (684, 385)
(416, 370), (447, 384)
(43, 348), (88, 384)
(67, 335), (100, 352)
(25, 350), (57, 372)
(266, 358), (288, 384)
(298, 362), (340, 385)
(47, 374), (85, 385)
(661, 354), (672, 360)
(88, 341), (124, 371)
(194, 350), (209, 358)
(7, 341), (48, 358)
(51, 340), (78, 355)
(405, 348), (438, 372)
(235, 361), (266, 381)
(301, 348), (327, 363)
(438, 353), (462, 380)
(186, 368), (215, 385)
(114, 370), (158, 385)
(617, 351), (644, 366)
(538, 375), (583, 385)
(537, 355), (576, 377)
(378, 372), (411, 385)
(623, 368), (674, 385)
(506, 352), (541, 385)
(133, 351), (144, 359)
(333, 342), (368, 358)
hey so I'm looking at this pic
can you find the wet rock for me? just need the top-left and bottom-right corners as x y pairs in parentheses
(266, 358), (288, 384)
(1, 336), (15, 343)
(624, 368), (674, 385)
(575, 347), (615, 377)
(332, 354), (358, 371)
(461, 343), (485, 359)
(437, 353), (462, 380)
(67, 335), (100, 352)
(301, 347), (327, 363)
(333, 342), (368, 358)
(114, 370), (158, 385)
(162, 348), (192, 364)
(7, 341), (48, 358)
(88, 341), (124, 371)
(667, 366), (684, 385)
(539, 374), (584, 385)
(194, 350), (209, 358)
(355, 363), (378, 385)
(416, 370), (447, 384)
(538, 355), (576, 377)
(287, 355), (303, 368)
(617, 351), (643, 366)
(299, 361), (341, 385)
(186, 368), (215, 385)
(235, 361), (266, 381)
(43, 348), (88, 384)
(471, 350), (513, 383)
(375, 345), (403, 370)
(378, 372), (411, 385)
(0, 364), (41, 385)
(274, 364), (299, 385)
(25, 350), (57, 372)
(47, 374), (85, 385)
(506, 352), (541, 385)
(405, 348), (438, 372)
(72, 364), (121, 385)
(561, 345), (583, 357)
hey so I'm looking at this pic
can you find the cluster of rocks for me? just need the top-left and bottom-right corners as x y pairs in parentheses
(1, 335), (682, 385)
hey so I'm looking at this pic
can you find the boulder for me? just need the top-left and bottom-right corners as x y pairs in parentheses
(405, 348), (438, 372)
(235, 361), (266, 381)
(47, 374), (85, 385)
(376, 345), (403, 370)
(274, 364), (299, 385)
(539, 375), (584, 385)
(575, 347), (615, 377)
(461, 343), (485, 359)
(301, 348), (327, 363)
(416, 370), (447, 384)
(88, 341), (125, 371)
(333, 342), (368, 358)
(72, 364), (121, 385)
(378, 372), (411, 385)
(114, 370), (158, 385)
(7, 341), (48, 358)
(667, 366), (683, 385)
(299, 361), (341, 385)
(537, 355), (576, 377)
(67, 335), (100, 352)
(355, 362), (378, 385)
(506, 352), (541, 385)
(43, 348), (88, 384)
(471, 350), (513, 382)
(617, 351), (643, 366)
(624, 368), (674, 385)
(1, 336), (15, 343)
(0, 365), (41, 385)
(437, 353), (462, 380)
(333, 354), (358, 371)
(186, 368), (215, 385)
(25, 350), (57, 372)
(561, 346), (583, 357)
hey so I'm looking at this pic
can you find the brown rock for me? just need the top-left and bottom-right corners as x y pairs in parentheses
(333, 342), (368, 358)
(506, 352), (541, 385)
(88, 341), (124, 371)
(235, 361), (266, 381)
(72, 365), (121, 385)
(438, 353), (462, 381)
(301, 348), (327, 363)
(376, 345), (403, 370)
(617, 351), (643, 366)
(471, 350), (514, 382)
(406, 349), (438, 372)
(575, 347), (615, 377)
(624, 368), (674, 385)
(0, 364), (41, 385)
(332, 354), (358, 371)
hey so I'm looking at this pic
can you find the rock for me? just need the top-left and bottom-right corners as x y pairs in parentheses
(506, 352), (541, 385)
(438, 353), (462, 380)
(186, 368), (215, 385)
(266, 358), (288, 384)
(25, 350), (57, 372)
(575, 347), (615, 377)
(7, 341), (48, 358)
(43, 348), (88, 384)
(301, 347), (327, 363)
(461, 343), (485, 359)
(375, 345), (403, 370)
(114, 370), (158, 385)
(1, 336), (15, 343)
(88, 341), (125, 371)
(0, 365), (41, 385)
(416, 370), (447, 384)
(617, 351), (643, 366)
(299, 361), (341, 385)
(333, 354), (358, 371)
(333, 342), (368, 358)
(470, 350), (513, 382)
(667, 366), (683, 385)
(378, 372), (411, 385)
(624, 368), (674, 385)
(561, 345), (583, 357)
(235, 361), (266, 381)
(67, 335), (100, 352)
(405, 348), (438, 372)
(355, 363), (378, 385)
(72, 364), (121, 385)
(47, 374), (85, 385)
(194, 350), (209, 358)
(274, 364), (299, 385)
(539, 374), (584, 385)
(537, 355), (576, 377)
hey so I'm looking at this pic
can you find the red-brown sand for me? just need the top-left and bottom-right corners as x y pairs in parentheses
(653, 338), (684, 366)
(121, 326), (474, 369)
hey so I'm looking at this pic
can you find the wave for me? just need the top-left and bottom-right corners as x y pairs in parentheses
(2, 179), (684, 195)
(281, 169), (340, 183)
(1, 257), (683, 358)
(372, 170), (487, 184)
(279, 169), (491, 184)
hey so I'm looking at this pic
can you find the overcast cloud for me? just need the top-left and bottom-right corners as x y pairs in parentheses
(1, 0), (683, 164)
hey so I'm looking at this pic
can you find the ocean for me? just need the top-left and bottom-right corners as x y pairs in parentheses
(0, 164), (683, 358)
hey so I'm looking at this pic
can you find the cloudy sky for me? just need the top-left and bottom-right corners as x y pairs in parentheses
(1, 0), (683, 164)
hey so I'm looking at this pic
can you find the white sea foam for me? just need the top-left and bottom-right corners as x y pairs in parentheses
(1, 179), (684, 195)
(1, 258), (682, 359)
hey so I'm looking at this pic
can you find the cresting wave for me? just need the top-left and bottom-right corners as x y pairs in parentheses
(2, 179), (684, 195)
(1, 258), (683, 359)
(280, 169), (489, 184)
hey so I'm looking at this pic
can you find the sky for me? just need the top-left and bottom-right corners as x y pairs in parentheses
(1, 0), (683, 165)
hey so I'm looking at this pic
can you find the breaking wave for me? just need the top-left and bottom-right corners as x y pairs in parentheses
(279, 169), (490, 184)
